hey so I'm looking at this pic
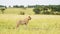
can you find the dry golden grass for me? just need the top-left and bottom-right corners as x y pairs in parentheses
(0, 14), (60, 34)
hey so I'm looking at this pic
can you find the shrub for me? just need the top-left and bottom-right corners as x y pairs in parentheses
(20, 11), (25, 15)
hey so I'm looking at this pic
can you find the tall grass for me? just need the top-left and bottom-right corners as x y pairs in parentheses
(0, 14), (60, 34)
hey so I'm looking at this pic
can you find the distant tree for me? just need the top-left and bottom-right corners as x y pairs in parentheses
(33, 8), (40, 14)
(5, 6), (7, 9)
(0, 5), (5, 7)
(13, 5), (24, 8)
(27, 5), (35, 8)
(9, 6), (11, 8)
(13, 5), (19, 8)
(42, 6), (49, 14)
(48, 5), (60, 12)
(19, 5), (24, 8)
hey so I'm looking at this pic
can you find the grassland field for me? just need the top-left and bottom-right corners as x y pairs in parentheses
(0, 8), (34, 15)
(0, 8), (60, 34)
(0, 14), (60, 34)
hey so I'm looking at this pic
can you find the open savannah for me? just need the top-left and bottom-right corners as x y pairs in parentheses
(0, 1), (60, 34)
(0, 14), (60, 34)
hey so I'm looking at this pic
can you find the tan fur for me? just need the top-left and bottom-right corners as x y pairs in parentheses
(16, 16), (31, 28)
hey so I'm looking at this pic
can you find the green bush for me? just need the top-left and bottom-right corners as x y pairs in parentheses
(20, 11), (25, 15)
(33, 8), (40, 14)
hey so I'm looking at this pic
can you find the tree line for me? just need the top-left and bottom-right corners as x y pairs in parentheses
(0, 5), (60, 15)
